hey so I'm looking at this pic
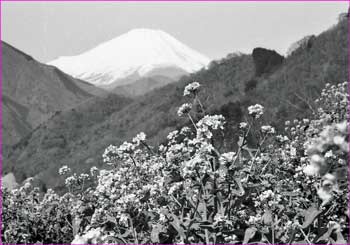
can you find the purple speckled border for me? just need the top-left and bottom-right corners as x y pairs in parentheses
(347, 1), (350, 244)
(1, 0), (3, 244)
(0, 0), (349, 2)
(0, 1), (348, 245)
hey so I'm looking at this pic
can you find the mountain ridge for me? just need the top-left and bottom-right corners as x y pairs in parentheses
(1, 41), (107, 147)
(48, 29), (210, 89)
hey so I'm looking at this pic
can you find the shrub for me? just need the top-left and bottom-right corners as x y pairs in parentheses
(252, 48), (284, 76)
(244, 79), (258, 93)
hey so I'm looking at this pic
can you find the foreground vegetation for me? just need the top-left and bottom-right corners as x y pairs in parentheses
(2, 81), (348, 244)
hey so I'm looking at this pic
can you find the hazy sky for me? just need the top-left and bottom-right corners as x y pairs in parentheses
(2, 2), (348, 62)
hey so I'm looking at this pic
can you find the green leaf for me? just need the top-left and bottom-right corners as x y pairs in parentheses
(105, 236), (126, 244)
(243, 227), (257, 244)
(232, 178), (245, 196)
(301, 205), (322, 229)
(292, 240), (307, 244)
(319, 223), (347, 245)
(72, 217), (81, 236)
(106, 214), (118, 225)
(242, 146), (257, 158)
(199, 221), (214, 230)
(334, 231), (346, 244)
(191, 222), (200, 230)
(120, 229), (132, 238)
(170, 214), (186, 238)
(316, 226), (333, 243)
(151, 224), (163, 243)
(262, 210), (273, 225)
(237, 136), (245, 148)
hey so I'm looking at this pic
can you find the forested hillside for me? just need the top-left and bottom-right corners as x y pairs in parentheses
(1, 41), (106, 148)
(4, 17), (348, 191)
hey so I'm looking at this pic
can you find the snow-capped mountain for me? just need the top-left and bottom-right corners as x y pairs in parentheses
(48, 29), (211, 89)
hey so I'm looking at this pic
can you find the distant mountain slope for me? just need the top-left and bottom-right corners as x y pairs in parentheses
(4, 93), (131, 188)
(113, 75), (175, 97)
(4, 17), (348, 190)
(1, 41), (106, 147)
(3, 95), (31, 146)
(48, 29), (210, 89)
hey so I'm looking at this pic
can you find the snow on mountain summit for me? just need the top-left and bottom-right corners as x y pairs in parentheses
(48, 29), (211, 88)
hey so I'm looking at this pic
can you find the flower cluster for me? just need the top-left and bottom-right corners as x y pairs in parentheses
(303, 120), (348, 204)
(183, 81), (201, 96)
(196, 114), (225, 139)
(132, 132), (146, 145)
(261, 125), (275, 134)
(58, 165), (71, 176)
(248, 104), (264, 119)
(177, 103), (192, 117)
(239, 122), (248, 129)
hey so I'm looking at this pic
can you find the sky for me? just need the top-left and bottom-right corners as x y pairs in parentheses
(1, 2), (348, 62)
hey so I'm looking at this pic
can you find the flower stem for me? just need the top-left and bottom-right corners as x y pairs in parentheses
(188, 114), (198, 130)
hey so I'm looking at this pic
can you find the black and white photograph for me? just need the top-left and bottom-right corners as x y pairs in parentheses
(1, 1), (349, 244)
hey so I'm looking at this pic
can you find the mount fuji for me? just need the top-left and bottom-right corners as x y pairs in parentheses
(48, 29), (211, 91)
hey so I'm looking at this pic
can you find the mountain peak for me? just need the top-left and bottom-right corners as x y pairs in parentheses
(111, 28), (172, 42)
(48, 29), (210, 88)
(126, 28), (166, 34)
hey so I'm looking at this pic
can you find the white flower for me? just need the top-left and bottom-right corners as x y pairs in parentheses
(180, 126), (191, 135)
(168, 182), (182, 195)
(177, 103), (192, 117)
(71, 228), (103, 244)
(132, 132), (146, 145)
(220, 152), (236, 164)
(23, 182), (31, 189)
(58, 165), (71, 176)
(335, 121), (347, 133)
(167, 130), (179, 141)
(159, 144), (166, 153)
(303, 163), (320, 176)
(239, 122), (248, 129)
(317, 187), (332, 203)
(310, 154), (325, 166)
(118, 141), (135, 154)
(224, 234), (238, 242)
(276, 135), (289, 143)
(84, 228), (102, 241)
(324, 150), (334, 158)
(303, 118), (310, 124)
(248, 214), (262, 224)
(79, 173), (90, 181)
(183, 82), (201, 96)
(90, 166), (99, 176)
(333, 135), (345, 146)
(65, 175), (77, 187)
(248, 104), (264, 119)
(290, 146), (297, 157)
(159, 213), (167, 223)
(323, 173), (336, 184)
(213, 213), (225, 223)
(197, 115), (225, 130)
(261, 125), (275, 134)
(196, 115), (225, 139)
(259, 190), (275, 201)
(119, 213), (129, 227)
(102, 145), (119, 164)
(72, 235), (87, 244)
